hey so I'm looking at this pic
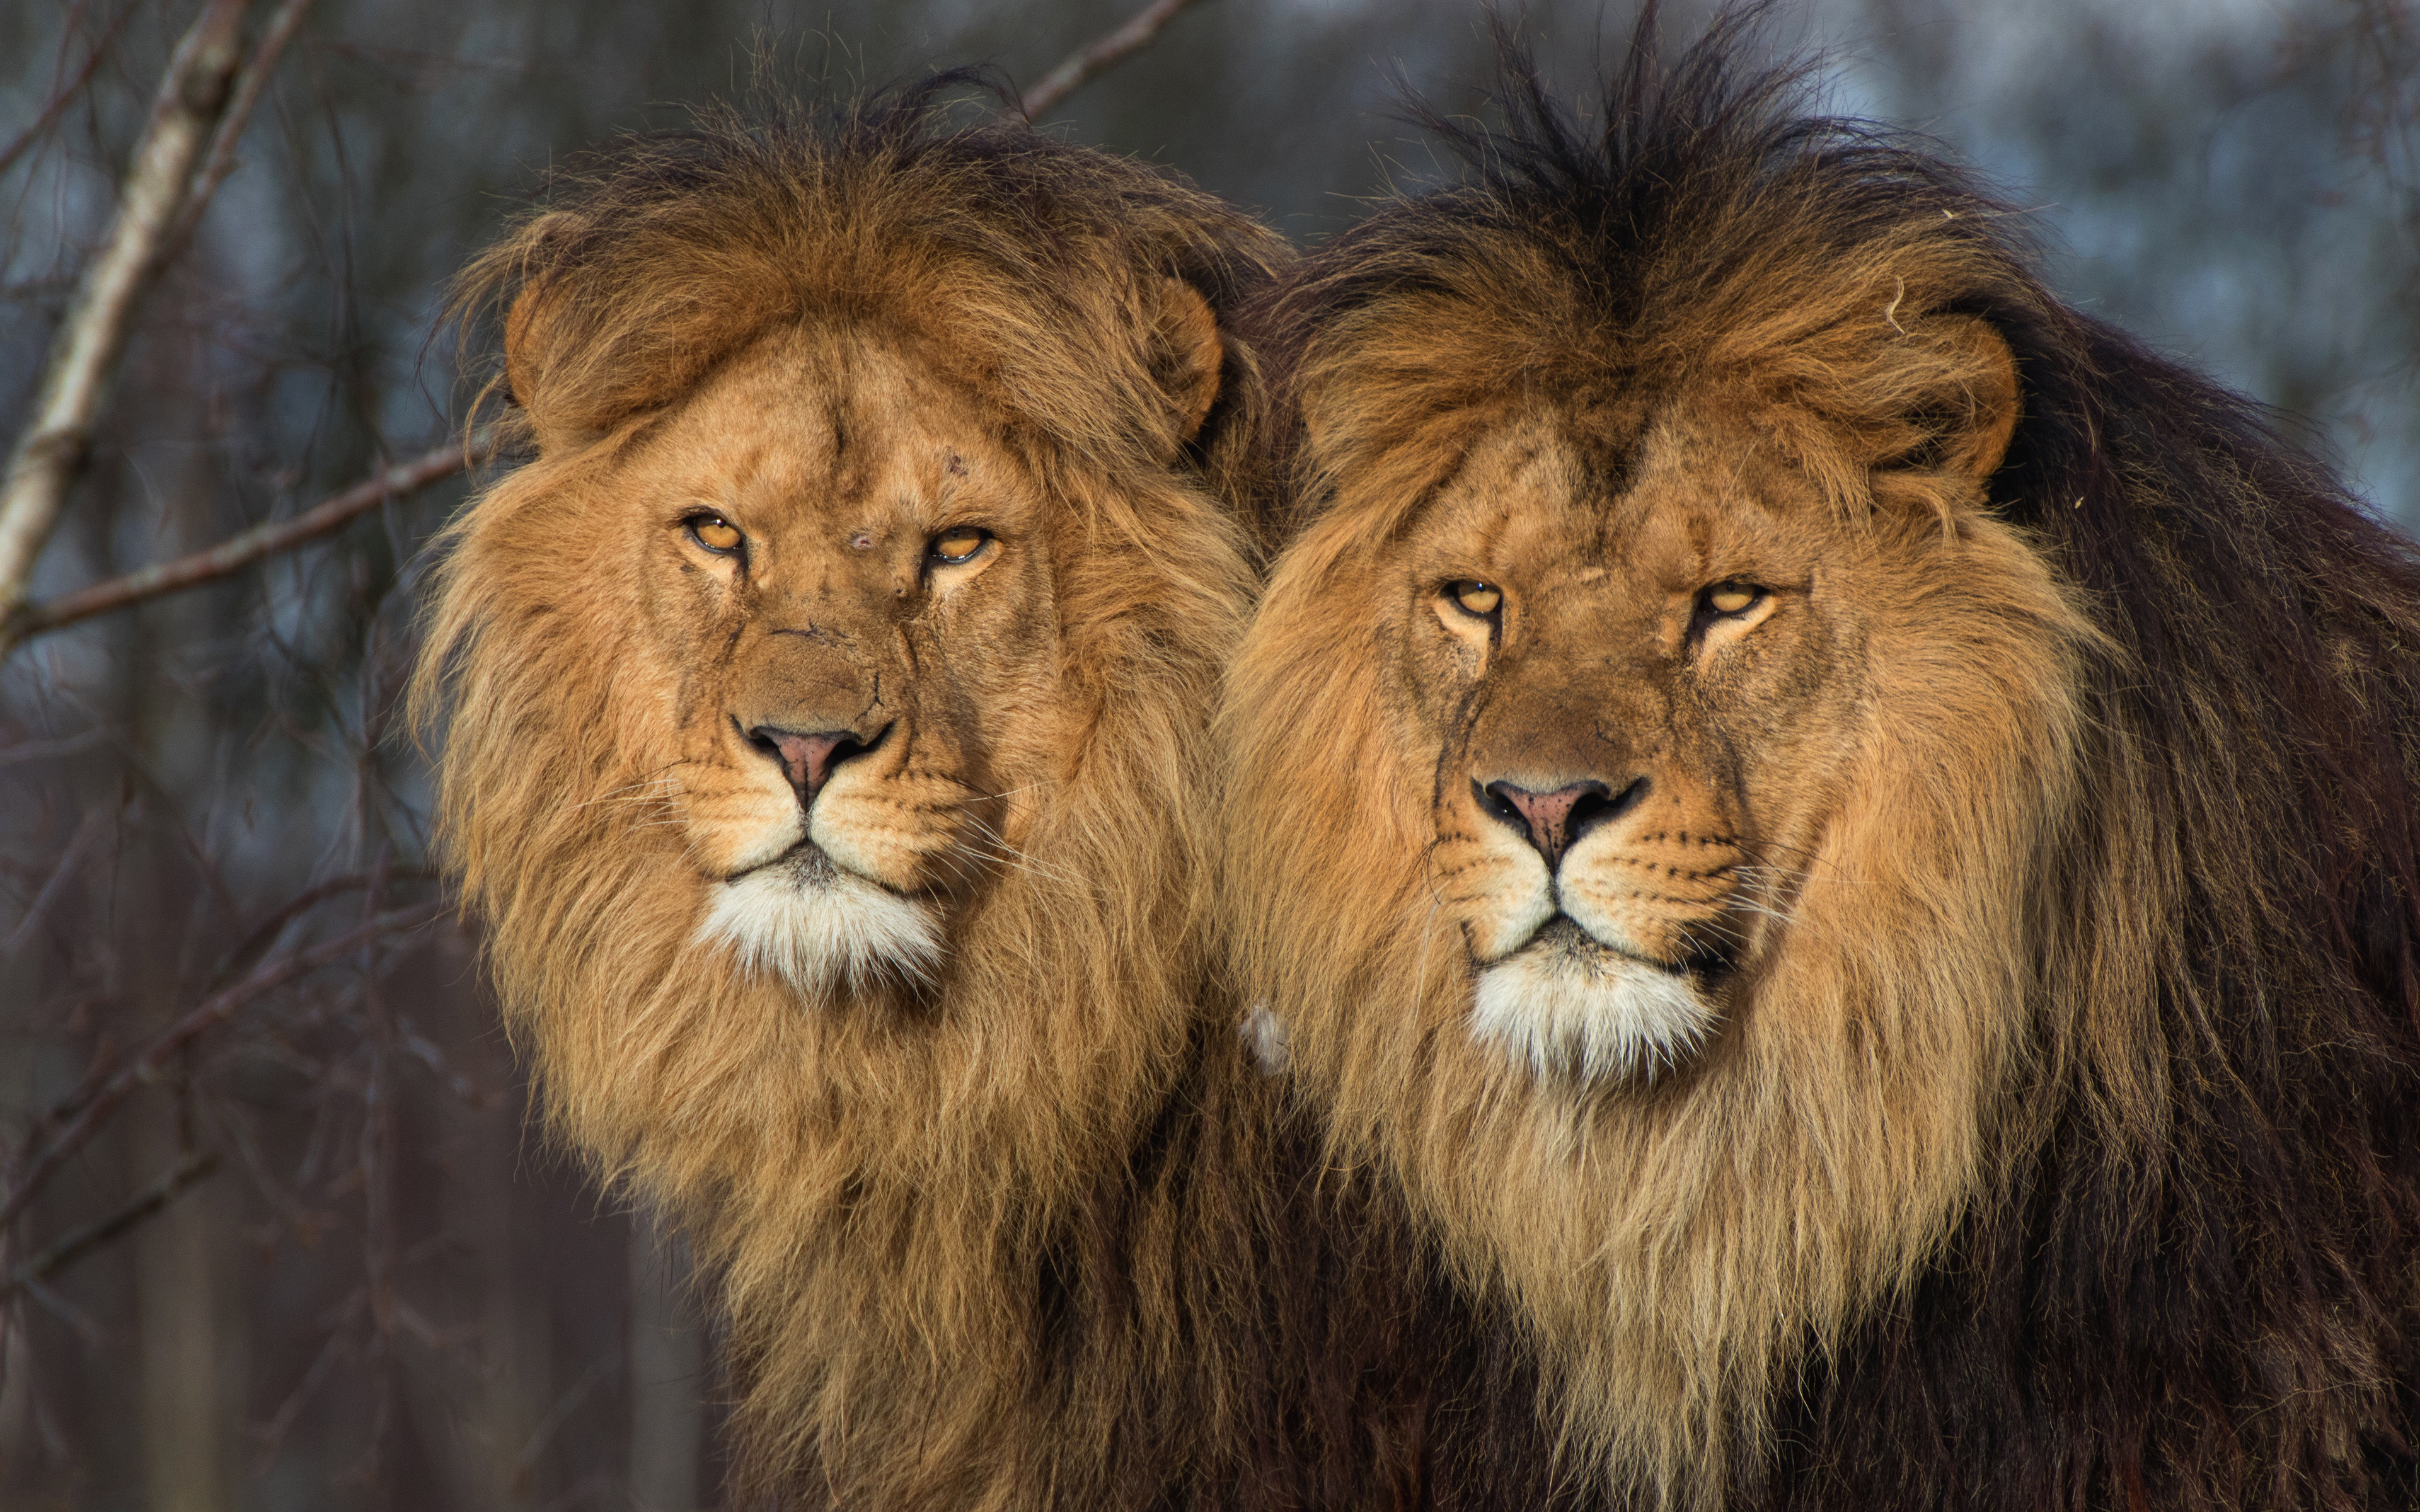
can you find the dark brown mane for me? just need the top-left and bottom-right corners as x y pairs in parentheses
(1249, 6), (2420, 1507)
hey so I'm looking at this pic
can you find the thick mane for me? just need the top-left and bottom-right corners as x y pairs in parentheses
(454, 72), (1277, 505)
(415, 89), (1286, 1508)
(1231, 8), (2420, 1509)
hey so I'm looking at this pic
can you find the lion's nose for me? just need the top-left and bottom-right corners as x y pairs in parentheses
(747, 723), (886, 810)
(1477, 776), (1646, 870)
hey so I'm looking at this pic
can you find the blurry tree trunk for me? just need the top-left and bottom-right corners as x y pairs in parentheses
(628, 1222), (701, 1512)
(451, 1089), (547, 1506)
(135, 1094), (231, 1512)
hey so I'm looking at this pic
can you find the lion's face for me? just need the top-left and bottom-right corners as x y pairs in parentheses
(606, 328), (1067, 994)
(1226, 304), (2098, 1497)
(1398, 410), (1877, 1082)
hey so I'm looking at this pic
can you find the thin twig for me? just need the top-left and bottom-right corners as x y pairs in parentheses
(0, 0), (145, 182)
(0, 727), (110, 768)
(0, 1151), (218, 1302)
(1018, 0), (1214, 120)
(1, 438), (486, 655)
(0, 900), (447, 1234)
(159, 0), (320, 265)
(0, 0), (256, 619)
(202, 865), (438, 992)
(2, 805), (108, 957)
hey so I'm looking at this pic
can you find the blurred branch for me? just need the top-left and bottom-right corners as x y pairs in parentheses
(0, 900), (447, 1234)
(0, 0), (316, 627)
(1019, 0), (1213, 119)
(0, 1150), (217, 1302)
(2340, 0), (2418, 178)
(1, 805), (108, 955)
(0, 0), (144, 181)
(163, 0), (320, 263)
(204, 864), (439, 991)
(1, 437), (487, 656)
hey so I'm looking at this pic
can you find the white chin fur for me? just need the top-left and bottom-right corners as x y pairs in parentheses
(1470, 935), (1715, 1083)
(696, 852), (942, 994)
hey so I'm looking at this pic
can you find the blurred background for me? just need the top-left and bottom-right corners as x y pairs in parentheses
(1, 0), (2412, 1508)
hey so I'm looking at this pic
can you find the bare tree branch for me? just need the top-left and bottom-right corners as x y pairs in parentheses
(1019, 0), (1213, 120)
(0, 0), (145, 182)
(203, 865), (439, 992)
(0, 0), (256, 621)
(0, 1150), (218, 1302)
(1, 805), (108, 956)
(1, 437), (487, 655)
(0, 900), (447, 1234)
(162, 0), (320, 264)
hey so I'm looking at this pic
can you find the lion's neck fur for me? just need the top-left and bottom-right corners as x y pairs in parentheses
(467, 730), (1208, 1506)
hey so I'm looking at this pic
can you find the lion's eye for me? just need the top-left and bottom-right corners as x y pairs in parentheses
(686, 514), (744, 554)
(930, 526), (991, 565)
(1703, 583), (1763, 616)
(1448, 580), (1502, 617)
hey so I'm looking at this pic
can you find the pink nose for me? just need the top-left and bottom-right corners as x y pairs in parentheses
(748, 726), (879, 809)
(1477, 777), (1643, 869)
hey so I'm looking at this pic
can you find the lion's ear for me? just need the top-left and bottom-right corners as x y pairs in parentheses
(490, 212), (592, 449)
(502, 280), (555, 418)
(501, 276), (606, 452)
(1923, 314), (2020, 483)
(1150, 276), (1225, 454)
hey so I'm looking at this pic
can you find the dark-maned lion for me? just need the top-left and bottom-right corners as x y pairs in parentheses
(1223, 13), (2420, 1510)
(413, 83), (1290, 1508)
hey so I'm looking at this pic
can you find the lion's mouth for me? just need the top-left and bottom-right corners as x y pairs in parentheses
(1516, 915), (1736, 981)
(722, 840), (913, 896)
(723, 840), (841, 887)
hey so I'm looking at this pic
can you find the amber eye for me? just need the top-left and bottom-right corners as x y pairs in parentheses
(930, 526), (991, 565)
(1448, 580), (1502, 617)
(1703, 582), (1763, 616)
(686, 514), (744, 554)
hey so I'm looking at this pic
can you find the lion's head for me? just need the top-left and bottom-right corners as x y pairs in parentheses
(1226, 20), (2420, 1511)
(415, 86), (1284, 1504)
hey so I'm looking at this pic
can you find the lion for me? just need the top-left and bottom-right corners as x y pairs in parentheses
(1221, 13), (2420, 1511)
(411, 82), (1296, 1508)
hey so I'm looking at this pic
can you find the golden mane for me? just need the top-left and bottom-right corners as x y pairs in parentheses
(1223, 13), (2420, 1511)
(413, 81), (1289, 1508)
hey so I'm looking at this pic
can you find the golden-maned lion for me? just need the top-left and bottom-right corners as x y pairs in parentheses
(1223, 15), (2420, 1511)
(413, 83), (1289, 1508)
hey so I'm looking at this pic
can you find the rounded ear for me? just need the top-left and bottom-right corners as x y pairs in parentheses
(1927, 314), (2021, 482)
(488, 211), (586, 447)
(504, 280), (609, 452)
(1150, 276), (1225, 454)
(502, 280), (555, 418)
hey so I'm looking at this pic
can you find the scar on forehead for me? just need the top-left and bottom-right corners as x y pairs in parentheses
(946, 452), (967, 477)
(850, 532), (876, 551)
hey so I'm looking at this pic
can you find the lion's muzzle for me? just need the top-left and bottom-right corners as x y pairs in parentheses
(1454, 734), (1748, 1083)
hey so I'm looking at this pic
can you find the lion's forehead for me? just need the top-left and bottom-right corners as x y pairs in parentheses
(1409, 415), (1824, 602)
(639, 326), (1034, 541)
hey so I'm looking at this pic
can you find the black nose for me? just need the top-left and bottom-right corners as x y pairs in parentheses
(1475, 776), (1647, 870)
(748, 723), (885, 810)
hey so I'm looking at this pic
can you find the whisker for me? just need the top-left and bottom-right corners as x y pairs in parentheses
(953, 781), (1059, 806)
